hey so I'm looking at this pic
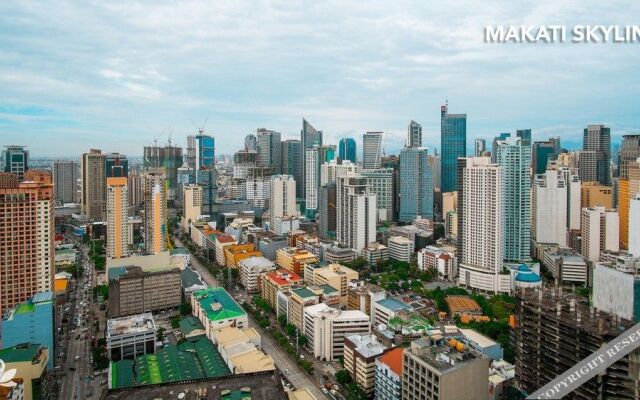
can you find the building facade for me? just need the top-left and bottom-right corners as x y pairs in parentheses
(52, 160), (77, 204)
(81, 148), (106, 220)
(339, 137), (357, 163)
(107, 177), (129, 259)
(143, 168), (167, 255)
(440, 103), (467, 193)
(399, 147), (433, 222)
(363, 131), (383, 170)
(336, 175), (377, 252)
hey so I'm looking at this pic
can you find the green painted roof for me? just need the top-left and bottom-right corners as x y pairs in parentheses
(193, 287), (246, 322)
(179, 316), (205, 335)
(181, 267), (204, 288)
(111, 360), (135, 389)
(0, 344), (43, 363)
(292, 287), (316, 299)
(108, 266), (131, 281)
(179, 337), (230, 378)
(318, 284), (338, 294)
(15, 303), (35, 314)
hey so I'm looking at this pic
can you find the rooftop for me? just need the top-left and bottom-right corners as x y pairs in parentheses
(377, 347), (404, 376)
(346, 333), (388, 358)
(445, 295), (482, 314)
(408, 336), (484, 373)
(170, 247), (189, 255)
(216, 234), (236, 244)
(377, 298), (413, 312)
(292, 287), (317, 299)
(107, 313), (156, 337)
(181, 267), (205, 288)
(239, 256), (275, 269)
(179, 316), (205, 335)
(193, 287), (247, 322)
(0, 343), (45, 364)
(264, 269), (302, 285)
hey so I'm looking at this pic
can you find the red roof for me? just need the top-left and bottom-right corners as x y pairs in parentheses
(379, 347), (403, 376)
(265, 268), (302, 286)
(216, 234), (236, 244)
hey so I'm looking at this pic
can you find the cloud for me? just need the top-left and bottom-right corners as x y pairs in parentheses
(0, 0), (638, 157)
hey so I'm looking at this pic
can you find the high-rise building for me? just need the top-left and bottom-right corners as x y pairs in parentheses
(127, 173), (143, 209)
(305, 145), (336, 214)
(474, 138), (486, 157)
(406, 121), (422, 148)
(581, 206), (619, 262)
(281, 140), (301, 192)
(195, 133), (215, 170)
(182, 184), (202, 231)
(197, 167), (218, 217)
(106, 152), (128, 178)
(52, 160), (77, 204)
(0, 170), (54, 316)
(300, 118), (323, 198)
(620, 158), (640, 250)
(619, 135), (640, 179)
(269, 175), (296, 229)
(143, 144), (183, 201)
(457, 157), (508, 294)
(81, 149), (106, 221)
(318, 182), (337, 240)
(344, 334), (389, 396)
(256, 128), (281, 173)
(362, 168), (394, 222)
(580, 182), (613, 209)
(440, 103), (466, 193)
(336, 175), (377, 252)
(143, 168), (167, 255)
(186, 135), (197, 169)
(3, 145), (28, 181)
(375, 347), (403, 400)
(583, 124), (611, 185)
(496, 136), (531, 262)
(362, 131), (383, 170)
(399, 147), (433, 222)
(339, 138), (357, 163)
(630, 194), (640, 256)
(382, 156), (400, 221)
(106, 177), (129, 259)
(245, 134), (257, 151)
(321, 159), (359, 186)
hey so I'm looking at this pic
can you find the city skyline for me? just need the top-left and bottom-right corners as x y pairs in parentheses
(1, 1), (639, 157)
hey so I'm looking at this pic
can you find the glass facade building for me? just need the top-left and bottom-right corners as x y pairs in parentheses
(440, 104), (466, 193)
(399, 147), (433, 222)
(106, 153), (128, 178)
(339, 138), (357, 163)
(3, 145), (28, 181)
(196, 134), (215, 169)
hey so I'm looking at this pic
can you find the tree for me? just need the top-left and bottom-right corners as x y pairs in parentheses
(170, 317), (180, 329)
(278, 314), (287, 328)
(286, 323), (297, 337)
(157, 327), (166, 341)
(179, 302), (192, 316)
(335, 369), (353, 385)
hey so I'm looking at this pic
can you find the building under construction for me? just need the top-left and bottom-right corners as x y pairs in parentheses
(143, 144), (183, 202)
(513, 287), (640, 399)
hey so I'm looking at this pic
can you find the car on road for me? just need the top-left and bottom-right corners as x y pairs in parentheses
(74, 355), (80, 360)
(321, 387), (328, 393)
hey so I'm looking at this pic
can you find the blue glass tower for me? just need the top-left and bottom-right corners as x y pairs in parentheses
(196, 134), (215, 169)
(440, 104), (466, 193)
(338, 138), (356, 163)
(399, 147), (433, 222)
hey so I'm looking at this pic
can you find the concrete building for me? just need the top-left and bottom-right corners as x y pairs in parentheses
(239, 256), (276, 293)
(457, 157), (509, 294)
(347, 282), (386, 316)
(305, 305), (370, 361)
(374, 298), (413, 327)
(261, 269), (303, 309)
(581, 182), (613, 209)
(269, 174), (296, 230)
(418, 245), (457, 280)
(256, 128), (281, 173)
(191, 287), (249, 337)
(180, 267), (207, 300)
(402, 336), (489, 400)
(399, 147), (433, 222)
(107, 177), (129, 259)
(318, 182), (337, 240)
(630, 195), (640, 256)
(388, 235), (413, 263)
(581, 206), (619, 262)
(276, 247), (319, 275)
(320, 159), (359, 186)
(0, 171), (54, 316)
(344, 334), (389, 396)
(106, 313), (157, 361)
(307, 263), (359, 306)
(142, 144), (183, 201)
(362, 168), (394, 221)
(0, 344), (49, 400)
(181, 184), (202, 231)
(3, 145), (28, 181)
(107, 266), (182, 318)
(214, 234), (237, 266)
(362, 131), (383, 170)
(406, 120), (422, 148)
(81, 148), (106, 220)
(281, 140), (302, 195)
(583, 124), (611, 185)
(289, 287), (320, 332)
(52, 160), (78, 204)
(223, 243), (261, 269)
(143, 168), (167, 255)
(376, 347), (403, 400)
(336, 175), (377, 252)
(542, 248), (588, 285)
(440, 103), (467, 193)
(1, 292), (55, 370)
(300, 119), (323, 199)
(323, 245), (357, 265)
(593, 261), (640, 321)
(362, 242), (389, 268)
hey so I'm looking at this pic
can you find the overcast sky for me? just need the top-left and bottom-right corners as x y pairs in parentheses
(1, 0), (639, 158)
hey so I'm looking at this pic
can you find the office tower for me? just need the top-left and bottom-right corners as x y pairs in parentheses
(106, 152), (128, 178)
(620, 157), (640, 249)
(580, 182), (613, 208)
(530, 140), (553, 174)
(336, 175), (377, 252)
(1, 292), (55, 370)
(399, 147), (433, 222)
(382, 156), (400, 221)
(256, 128), (281, 173)
(195, 133), (215, 170)
(143, 144), (183, 201)
(583, 124), (611, 185)
(619, 135), (640, 179)
(457, 157), (508, 294)
(362, 168), (394, 222)
(344, 334), (389, 396)
(127, 173), (143, 208)
(406, 121), (422, 148)
(305, 304), (370, 361)
(630, 194), (640, 256)
(269, 175), (296, 229)
(532, 168), (581, 248)
(186, 135), (197, 169)
(440, 103), (467, 193)
(496, 136), (531, 262)
(305, 145), (336, 214)
(281, 140), (301, 192)
(197, 167), (217, 216)
(362, 131), (383, 170)
(182, 184), (202, 231)
(474, 138), (486, 157)
(581, 206), (619, 262)
(402, 337), (489, 400)
(575, 150), (599, 182)
(106, 177), (129, 259)
(233, 149), (257, 179)
(339, 137), (357, 163)
(81, 148), (106, 220)
(431, 152), (441, 191)
(52, 160), (77, 204)
(244, 134), (257, 151)
(320, 159), (359, 185)
(300, 118), (323, 198)
(143, 168), (168, 255)
(0, 171), (53, 316)
(318, 182), (337, 240)
(175, 161), (193, 206)
(3, 145), (28, 181)
(490, 133), (510, 163)
(514, 288), (640, 399)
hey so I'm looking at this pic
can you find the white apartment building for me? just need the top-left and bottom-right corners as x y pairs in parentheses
(336, 175), (377, 252)
(305, 305), (371, 361)
(106, 177), (129, 259)
(182, 184), (202, 230)
(362, 168), (394, 222)
(239, 256), (276, 293)
(388, 236), (413, 262)
(269, 175), (296, 229)
(245, 177), (270, 208)
(320, 160), (359, 186)
(630, 195), (640, 257)
(306, 147), (320, 211)
(581, 207), (619, 262)
(418, 246), (457, 280)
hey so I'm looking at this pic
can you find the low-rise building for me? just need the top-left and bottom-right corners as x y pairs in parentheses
(180, 267), (207, 300)
(106, 313), (157, 361)
(211, 326), (275, 374)
(289, 287), (320, 331)
(542, 247), (588, 285)
(375, 347), (403, 400)
(191, 287), (248, 338)
(260, 269), (303, 309)
(344, 333), (389, 396)
(258, 234), (288, 261)
(347, 281), (386, 316)
(374, 298), (413, 327)
(388, 235), (414, 262)
(239, 256), (276, 293)
(224, 243), (262, 269)
(418, 245), (457, 280)
(362, 242), (389, 268)
(324, 245), (357, 265)
(215, 234), (237, 266)
(0, 344), (49, 400)
(307, 263), (359, 306)
(445, 295), (483, 317)
(305, 305), (370, 361)
(178, 316), (206, 339)
(276, 247), (319, 275)
(276, 289), (293, 322)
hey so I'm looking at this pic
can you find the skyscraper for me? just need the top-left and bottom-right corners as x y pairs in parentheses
(399, 147), (433, 222)
(362, 132), (383, 170)
(532, 140), (560, 175)
(305, 145), (335, 215)
(440, 103), (467, 193)
(81, 149), (106, 221)
(52, 160), (77, 204)
(281, 140), (301, 192)
(3, 145), (28, 181)
(195, 133), (215, 170)
(336, 175), (377, 252)
(406, 121), (422, 148)
(457, 157), (508, 294)
(244, 134), (257, 151)
(143, 168), (167, 255)
(143, 144), (183, 201)
(362, 168), (394, 222)
(186, 135), (197, 169)
(382, 156), (400, 221)
(300, 119), (323, 198)
(197, 167), (218, 217)
(256, 129), (281, 173)
(474, 138), (486, 157)
(496, 136), (531, 262)
(339, 138), (357, 163)
(106, 177), (129, 259)
(269, 175), (297, 229)
(319, 182), (337, 240)
(0, 170), (54, 316)
(619, 135), (640, 179)
(106, 152), (128, 178)
(583, 124), (611, 185)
